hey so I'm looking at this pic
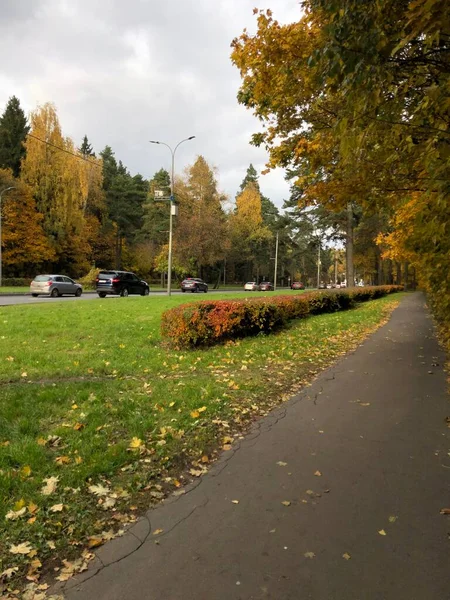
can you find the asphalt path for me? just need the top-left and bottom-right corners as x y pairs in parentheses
(0, 288), (277, 307)
(57, 292), (449, 600)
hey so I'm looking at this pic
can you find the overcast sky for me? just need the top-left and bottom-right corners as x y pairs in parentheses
(0, 0), (302, 208)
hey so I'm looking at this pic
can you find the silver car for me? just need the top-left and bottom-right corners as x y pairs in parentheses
(30, 275), (83, 298)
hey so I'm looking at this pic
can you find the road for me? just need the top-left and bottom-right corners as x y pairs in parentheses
(57, 293), (449, 600)
(0, 288), (279, 307)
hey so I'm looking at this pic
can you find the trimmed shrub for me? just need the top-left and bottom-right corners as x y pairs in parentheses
(161, 285), (403, 349)
(1, 277), (31, 287)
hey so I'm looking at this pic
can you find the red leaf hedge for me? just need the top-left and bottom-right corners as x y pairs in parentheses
(161, 285), (403, 349)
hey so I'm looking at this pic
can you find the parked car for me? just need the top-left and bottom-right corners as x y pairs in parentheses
(30, 275), (82, 298)
(180, 278), (208, 293)
(291, 281), (305, 290)
(318, 283), (327, 289)
(96, 271), (150, 297)
(259, 281), (274, 291)
(244, 281), (259, 291)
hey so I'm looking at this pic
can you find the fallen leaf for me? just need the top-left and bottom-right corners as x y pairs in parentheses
(21, 372), (28, 378)
(306, 489), (314, 495)
(222, 444), (232, 451)
(55, 456), (70, 465)
(10, 541), (33, 555)
(360, 403), (371, 407)
(439, 508), (450, 515)
(28, 502), (38, 514)
(223, 436), (233, 444)
(198, 406), (207, 413)
(189, 468), (204, 477)
(128, 437), (143, 449)
(388, 515), (398, 523)
(41, 476), (59, 496)
(46, 541), (56, 550)
(6, 507), (27, 520)
(73, 422), (85, 431)
(87, 536), (104, 548)
(201, 455), (209, 463)
(20, 465), (32, 478)
(50, 503), (64, 513)
(314, 470), (322, 477)
(378, 529), (387, 536)
(153, 529), (163, 535)
(276, 461), (287, 467)
(304, 551), (315, 559)
(27, 516), (37, 524)
(342, 553), (351, 560)
(190, 410), (200, 418)
(231, 500), (239, 504)
(88, 483), (111, 497)
(1, 566), (19, 579)
(281, 501), (291, 506)
(75, 456), (83, 465)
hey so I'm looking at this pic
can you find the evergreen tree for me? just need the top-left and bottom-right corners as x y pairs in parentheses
(0, 96), (30, 177)
(141, 168), (171, 246)
(79, 134), (95, 157)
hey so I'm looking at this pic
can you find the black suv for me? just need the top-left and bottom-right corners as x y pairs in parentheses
(180, 278), (208, 293)
(96, 271), (150, 297)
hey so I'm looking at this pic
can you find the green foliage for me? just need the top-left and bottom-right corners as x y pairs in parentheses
(161, 286), (402, 348)
(0, 96), (29, 177)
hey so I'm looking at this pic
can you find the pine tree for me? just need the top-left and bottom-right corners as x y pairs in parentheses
(0, 96), (30, 177)
(79, 135), (95, 157)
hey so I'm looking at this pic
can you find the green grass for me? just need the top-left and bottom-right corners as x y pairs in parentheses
(0, 287), (30, 294)
(0, 291), (404, 586)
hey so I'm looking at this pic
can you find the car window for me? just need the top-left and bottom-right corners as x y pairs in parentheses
(124, 273), (133, 281)
(131, 274), (140, 281)
(63, 277), (73, 283)
(54, 276), (64, 282)
(34, 275), (51, 282)
(99, 272), (116, 278)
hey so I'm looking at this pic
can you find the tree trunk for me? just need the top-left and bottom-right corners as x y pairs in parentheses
(396, 262), (402, 285)
(346, 202), (354, 287)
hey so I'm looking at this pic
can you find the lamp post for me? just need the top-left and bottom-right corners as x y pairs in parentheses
(317, 239), (321, 290)
(273, 231), (279, 291)
(0, 186), (15, 287)
(149, 136), (195, 296)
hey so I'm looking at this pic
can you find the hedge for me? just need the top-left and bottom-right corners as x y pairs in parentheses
(161, 285), (403, 348)
(0, 277), (31, 287)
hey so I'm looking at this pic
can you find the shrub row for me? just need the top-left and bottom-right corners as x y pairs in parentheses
(161, 285), (403, 348)
(1, 277), (31, 287)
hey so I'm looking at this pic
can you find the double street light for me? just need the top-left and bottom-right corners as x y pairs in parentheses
(149, 136), (195, 296)
(0, 186), (15, 287)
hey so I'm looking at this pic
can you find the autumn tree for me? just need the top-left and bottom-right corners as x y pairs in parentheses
(174, 156), (229, 280)
(0, 169), (54, 276)
(0, 96), (29, 177)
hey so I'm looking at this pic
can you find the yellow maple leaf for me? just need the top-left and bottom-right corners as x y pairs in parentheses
(41, 476), (59, 496)
(9, 541), (33, 555)
(20, 465), (31, 478)
(190, 410), (200, 418)
(128, 437), (143, 449)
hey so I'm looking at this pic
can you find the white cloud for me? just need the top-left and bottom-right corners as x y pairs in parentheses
(0, 0), (302, 208)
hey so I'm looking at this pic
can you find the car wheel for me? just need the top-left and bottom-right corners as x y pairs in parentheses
(121, 287), (129, 297)
(204, 288), (207, 293)
(32, 293), (38, 297)
(181, 289), (186, 293)
(50, 288), (59, 298)
(141, 288), (149, 296)
(98, 292), (106, 298)
(75, 288), (82, 297)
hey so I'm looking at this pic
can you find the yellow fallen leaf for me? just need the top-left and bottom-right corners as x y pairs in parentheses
(276, 461), (287, 467)
(222, 444), (232, 451)
(223, 436), (233, 444)
(37, 438), (47, 446)
(9, 541), (33, 555)
(201, 455), (209, 463)
(1, 566), (18, 579)
(75, 456), (83, 465)
(304, 551), (315, 559)
(20, 465), (32, 478)
(88, 483), (111, 497)
(27, 516), (37, 524)
(190, 410), (200, 418)
(71, 404), (78, 410)
(28, 502), (38, 514)
(14, 498), (26, 510)
(153, 529), (163, 535)
(46, 541), (56, 550)
(50, 503), (64, 512)
(342, 552), (351, 560)
(314, 470), (322, 477)
(87, 536), (104, 548)
(378, 529), (387, 536)
(128, 437), (143, 449)
(55, 456), (70, 465)
(281, 501), (291, 506)
(388, 515), (398, 523)
(73, 422), (85, 431)
(197, 406), (207, 413)
(41, 476), (59, 496)
(231, 500), (239, 504)
(21, 372), (28, 378)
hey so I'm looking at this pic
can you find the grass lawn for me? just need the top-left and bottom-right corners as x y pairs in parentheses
(0, 287), (30, 294)
(0, 291), (404, 591)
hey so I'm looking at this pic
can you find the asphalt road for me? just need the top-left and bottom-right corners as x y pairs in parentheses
(0, 288), (275, 306)
(58, 292), (449, 600)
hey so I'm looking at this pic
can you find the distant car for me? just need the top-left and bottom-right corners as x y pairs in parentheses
(244, 282), (259, 291)
(96, 271), (150, 297)
(30, 275), (82, 298)
(318, 283), (327, 289)
(181, 278), (208, 293)
(291, 282), (305, 290)
(335, 283), (341, 289)
(259, 282), (274, 291)
(326, 284), (333, 289)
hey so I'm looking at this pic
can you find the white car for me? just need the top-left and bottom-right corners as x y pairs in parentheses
(244, 282), (258, 291)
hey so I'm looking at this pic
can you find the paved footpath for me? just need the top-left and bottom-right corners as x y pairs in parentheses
(61, 293), (449, 600)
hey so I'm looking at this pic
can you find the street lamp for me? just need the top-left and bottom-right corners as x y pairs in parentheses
(0, 186), (15, 287)
(149, 137), (195, 296)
